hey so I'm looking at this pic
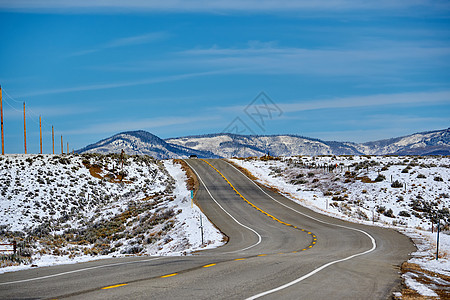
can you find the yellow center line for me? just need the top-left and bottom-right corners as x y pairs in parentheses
(203, 263), (216, 268)
(234, 258), (246, 261)
(101, 283), (128, 290)
(160, 273), (178, 278)
(257, 254), (267, 256)
(200, 159), (318, 252)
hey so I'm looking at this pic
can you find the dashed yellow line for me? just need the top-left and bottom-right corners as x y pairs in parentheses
(203, 263), (216, 268)
(102, 283), (128, 290)
(200, 159), (317, 251)
(234, 258), (246, 261)
(257, 254), (267, 257)
(160, 273), (178, 278)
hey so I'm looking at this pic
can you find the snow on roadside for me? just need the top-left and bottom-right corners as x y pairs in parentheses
(230, 156), (450, 298)
(161, 160), (224, 255)
(0, 154), (224, 274)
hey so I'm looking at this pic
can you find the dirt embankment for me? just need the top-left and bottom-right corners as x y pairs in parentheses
(173, 159), (199, 195)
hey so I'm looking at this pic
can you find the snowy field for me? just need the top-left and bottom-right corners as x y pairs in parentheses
(231, 155), (450, 299)
(0, 154), (223, 273)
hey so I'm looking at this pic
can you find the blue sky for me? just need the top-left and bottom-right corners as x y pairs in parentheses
(0, 1), (449, 153)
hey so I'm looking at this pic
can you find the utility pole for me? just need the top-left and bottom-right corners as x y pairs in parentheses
(0, 85), (4, 155)
(61, 135), (63, 154)
(39, 116), (42, 154)
(120, 149), (124, 181)
(67, 142), (69, 154)
(52, 126), (54, 154)
(23, 102), (27, 154)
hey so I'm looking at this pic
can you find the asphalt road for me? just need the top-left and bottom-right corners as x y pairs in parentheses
(0, 159), (415, 299)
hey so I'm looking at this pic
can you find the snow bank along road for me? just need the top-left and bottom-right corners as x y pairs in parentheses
(0, 159), (414, 299)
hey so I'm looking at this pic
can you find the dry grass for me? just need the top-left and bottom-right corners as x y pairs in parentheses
(356, 176), (375, 183)
(83, 162), (132, 183)
(173, 159), (199, 192)
(400, 262), (449, 299)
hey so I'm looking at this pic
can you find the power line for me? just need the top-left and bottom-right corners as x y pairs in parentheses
(3, 88), (54, 132)
(1, 87), (70, 154)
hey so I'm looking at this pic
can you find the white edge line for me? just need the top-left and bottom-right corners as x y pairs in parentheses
(184, 160), (262, 254)
(224, 161), (377, 299)
(0, 257), (163, 286)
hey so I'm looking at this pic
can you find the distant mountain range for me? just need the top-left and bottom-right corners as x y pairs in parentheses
(77, 128), (450, 159)
(77, 130), (219, 159)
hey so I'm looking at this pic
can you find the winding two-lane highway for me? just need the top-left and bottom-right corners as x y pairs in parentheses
(0, 159), (414, 299)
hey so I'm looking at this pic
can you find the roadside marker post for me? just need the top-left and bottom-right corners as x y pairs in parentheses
(436, 218), (440, 260)
(199, 214), (204, 245)
(191, 190), (194, 208)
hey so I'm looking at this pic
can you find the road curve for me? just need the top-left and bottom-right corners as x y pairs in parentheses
(0, 159), (415, 299)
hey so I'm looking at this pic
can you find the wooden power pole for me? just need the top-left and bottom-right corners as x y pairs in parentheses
(39, 116), (42, 154)
(67, 142), (69, 154)
(60, 135), (63, 154)
(23, 102), (27, 154)
(52, 126), (54, 154)
(0, 85), (4, 155)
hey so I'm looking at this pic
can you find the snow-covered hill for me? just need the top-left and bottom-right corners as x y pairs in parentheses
(357, 128), (450, 156)
(231, 155), (450, 298)
(166, 133), (362, 157)
(0, 154), (223, 272)
(78, 128), (449, 158)
(78, 130), (219, 159)
(167, 128), (450, 157)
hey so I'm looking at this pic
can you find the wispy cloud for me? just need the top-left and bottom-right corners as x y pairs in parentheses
(217, 90), (450, 113)
(1, 0), (449, 14)
(280, 90), (450, 113)
(178, 41), (450, 77)
(61, 115), (220, 136)
(17, 68), (241, 98)
(307, 114), (450, 143)
(70, 32), (168, 57)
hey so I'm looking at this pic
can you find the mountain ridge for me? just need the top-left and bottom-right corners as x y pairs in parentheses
(77, 128), (450, 158)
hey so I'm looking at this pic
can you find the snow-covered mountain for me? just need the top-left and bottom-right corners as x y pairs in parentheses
(167, 128), (450, 157)
(77, 130), (219, 159)
(78, 128), (450, 158)
(357, 128), (450, 156)
(166, 134), (362, 157)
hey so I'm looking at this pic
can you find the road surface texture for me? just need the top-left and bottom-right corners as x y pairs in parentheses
(0, 159), (415, 299)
